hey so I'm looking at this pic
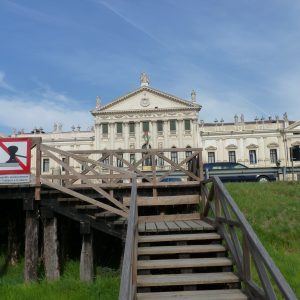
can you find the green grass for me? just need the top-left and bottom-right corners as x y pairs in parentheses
(226, 181), (300, 297)
(0, 258), (120, 300)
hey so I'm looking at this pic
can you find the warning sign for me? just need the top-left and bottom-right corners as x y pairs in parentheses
(0, 138), (31, 175)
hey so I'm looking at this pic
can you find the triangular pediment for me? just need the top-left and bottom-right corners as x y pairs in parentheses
(92, 86), (200, 114)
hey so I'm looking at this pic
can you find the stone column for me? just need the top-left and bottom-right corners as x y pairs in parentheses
(124, 122), (129, 149)
(110, 123), (115, 149)
(178, 119), (183, 148)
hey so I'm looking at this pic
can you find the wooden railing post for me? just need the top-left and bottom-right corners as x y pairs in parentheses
(34, 137), (42, 201)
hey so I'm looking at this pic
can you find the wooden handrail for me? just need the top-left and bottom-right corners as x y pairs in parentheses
(200, 176), (297, 300)
(119, 176), (138, 300)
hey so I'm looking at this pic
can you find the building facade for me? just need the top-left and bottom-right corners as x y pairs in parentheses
(13, 74), (300, 173)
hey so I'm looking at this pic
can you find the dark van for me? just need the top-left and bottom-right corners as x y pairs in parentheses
(203, 162), (276, 182)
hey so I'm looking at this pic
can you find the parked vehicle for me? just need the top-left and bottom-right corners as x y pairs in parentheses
(160, 177), (182, 182)
(203, 162), (277, 182)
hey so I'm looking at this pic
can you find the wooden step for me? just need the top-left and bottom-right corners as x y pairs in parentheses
(138, 220), (214, 233)
(137, 289), (248, 300)
(138, 244), (226, 255)
(138, 257), (232, 270)
(138, 232), (221, 243)
(137, 272), (239, 287)
(138, 213), (200, 223)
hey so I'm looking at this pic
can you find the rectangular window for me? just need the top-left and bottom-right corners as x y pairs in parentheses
(208, 152), (215, 163)
(129, 122), (135, 135)
(290, 146), (300, 161)
(102, 123), (108, 135)
(81, 162), (87, 171)
(116, 122), (123, 134)
(102, 153), (109, 165)
(184, 119), (191, 131)
(158, 153), (164, 167)
(142, 121), (149, 132)
(42, 158), (49, 172)
(171, 151), (178, 164)
(157, 120), (163, 133)
(117, 153), (123, 167)
(228, 151), (236, 163)
(270, 149), (278, 164)
(61, 157), (66, 172)
(249, 150), (257, 164)
(130, 154), (135, 165)
(170, 119), (176, 132)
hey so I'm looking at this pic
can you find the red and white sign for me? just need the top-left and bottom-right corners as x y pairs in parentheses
(0, 138), (31, 174)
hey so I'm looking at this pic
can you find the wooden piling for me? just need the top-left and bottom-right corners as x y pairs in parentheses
(80, 230), (94, 282)
(24, 208), (39, 282)
(43, 217), (60, 280)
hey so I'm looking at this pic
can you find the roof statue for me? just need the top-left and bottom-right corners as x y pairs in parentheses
(140, 72), (150, 87)
(283, 112), (288, 122)
(191, 90), (196, 103)
(240, 114), (244, 123)
(96, 96), (101, 109)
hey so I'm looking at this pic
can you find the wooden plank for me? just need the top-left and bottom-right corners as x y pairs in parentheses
(175, 220), (192, 230)
(138, 213), (200, 223)
(145, 222), (157, 233)
(138, 232), (221, 243)
(192, 219), (215, 230)
(137, 272), (240, 287)
(137, 257), (232, 269)
(155, 222), (169, 232)
(165, 221), (180, 231)
(137, 289), (248, 300)
(138, 244), (226, 255)
(184, 220), (204, 230)
(138, 223), (146, 233)
(123, 195), (199, 206)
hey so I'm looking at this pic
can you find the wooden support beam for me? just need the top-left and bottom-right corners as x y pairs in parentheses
(80, 232), (94, 282)
(24, 209), (39, 282)
(43, 217), (60, 281)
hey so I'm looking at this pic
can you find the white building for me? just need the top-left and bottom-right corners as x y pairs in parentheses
(13, 74), (300, 173)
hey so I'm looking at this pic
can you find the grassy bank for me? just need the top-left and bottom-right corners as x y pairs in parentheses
(0, 258), (119, 300)
(226, 181), (300, 297)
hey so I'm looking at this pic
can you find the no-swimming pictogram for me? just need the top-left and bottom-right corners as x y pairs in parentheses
(0, 138), (31, 174)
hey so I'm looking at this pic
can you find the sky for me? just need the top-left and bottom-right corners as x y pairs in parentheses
(0, 0), (300, 135)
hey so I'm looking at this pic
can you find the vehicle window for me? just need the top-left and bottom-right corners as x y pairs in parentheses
(212, 165), (222, 170)
(233, 164), (247, 169)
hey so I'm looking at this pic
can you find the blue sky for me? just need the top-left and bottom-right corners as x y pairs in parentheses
(1, 0), (300, 135)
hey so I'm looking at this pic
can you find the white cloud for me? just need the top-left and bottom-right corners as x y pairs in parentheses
(0, 82), (93, 134)
(0, 71), (15, 92)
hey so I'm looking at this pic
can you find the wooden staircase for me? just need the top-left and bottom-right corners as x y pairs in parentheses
(135, 223), (247, 300)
